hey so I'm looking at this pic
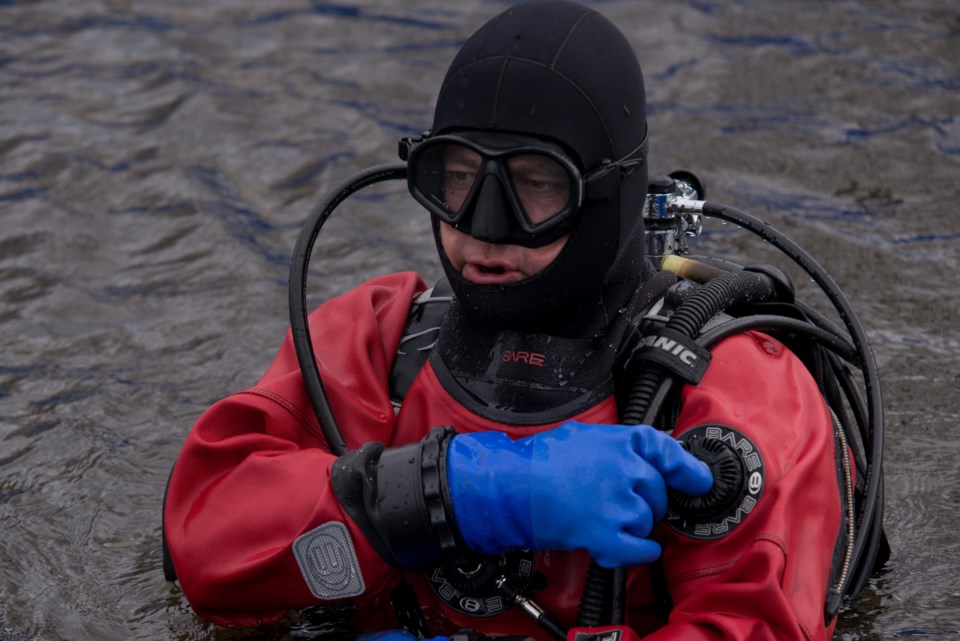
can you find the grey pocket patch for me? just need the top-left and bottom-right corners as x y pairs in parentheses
(292, 521), (365, 599)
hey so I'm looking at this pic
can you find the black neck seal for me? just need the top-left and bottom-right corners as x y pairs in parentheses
(430, 264), (670, 425)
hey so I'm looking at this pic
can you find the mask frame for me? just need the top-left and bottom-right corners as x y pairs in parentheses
(401, 130), (648, 248)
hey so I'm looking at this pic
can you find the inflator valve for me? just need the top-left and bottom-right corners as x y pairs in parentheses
(668, 437), (746, 521)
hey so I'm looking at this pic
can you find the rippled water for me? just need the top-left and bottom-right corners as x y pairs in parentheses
(1, 1), (958, 639)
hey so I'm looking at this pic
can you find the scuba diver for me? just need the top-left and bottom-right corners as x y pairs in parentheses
(162, 1), (887, 640)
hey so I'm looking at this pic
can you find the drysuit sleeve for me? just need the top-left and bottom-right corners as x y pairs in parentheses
(162, 272), (428, 627)
(638, 331), (846, 641)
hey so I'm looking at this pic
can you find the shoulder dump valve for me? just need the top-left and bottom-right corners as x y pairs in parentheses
(668, 436), (747, 521)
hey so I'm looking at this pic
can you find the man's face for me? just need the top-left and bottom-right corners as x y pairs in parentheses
(437, 142), (571, 285)
(439, 221), (569, 285)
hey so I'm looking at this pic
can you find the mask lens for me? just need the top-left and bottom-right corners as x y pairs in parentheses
(506, 154), (573, 226)
(411, 142), (482, 221)
(442, 144), (483, 216)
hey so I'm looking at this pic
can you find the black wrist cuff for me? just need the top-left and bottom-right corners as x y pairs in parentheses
(331, 427), (467, 570)
(420, 426), (470, 566)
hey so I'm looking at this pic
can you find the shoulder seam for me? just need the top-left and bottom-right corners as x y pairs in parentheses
(237, 388), (327, 445)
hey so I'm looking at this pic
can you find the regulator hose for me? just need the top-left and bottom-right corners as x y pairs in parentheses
(582, 200), (885, 626)
(289, 162), (407, 456)
(620, 268), (781, 426)
(701, 202), (885, 602)
(578, 268), (783, 628)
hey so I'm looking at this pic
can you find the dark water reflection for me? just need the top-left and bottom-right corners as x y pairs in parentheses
(1, 1), (958, 639)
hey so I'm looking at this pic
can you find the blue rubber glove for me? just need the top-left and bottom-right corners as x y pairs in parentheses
(446, 421), (713, 568)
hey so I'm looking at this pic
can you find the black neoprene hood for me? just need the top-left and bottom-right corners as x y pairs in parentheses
(433, 0), (645, 168)
(430, 0), (651, 334)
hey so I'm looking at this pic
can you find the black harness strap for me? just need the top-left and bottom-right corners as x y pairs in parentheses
(388, 279), (454, 410)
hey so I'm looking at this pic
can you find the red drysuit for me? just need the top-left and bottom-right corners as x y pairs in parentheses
(163, 271), (844, 641)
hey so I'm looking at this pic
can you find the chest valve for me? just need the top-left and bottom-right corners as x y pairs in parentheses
(666, 424), (765, 539)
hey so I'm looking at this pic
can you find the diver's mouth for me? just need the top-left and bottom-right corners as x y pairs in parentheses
(462, 261), (524, 285)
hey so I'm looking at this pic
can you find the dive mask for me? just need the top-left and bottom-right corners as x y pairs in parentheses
(400, 131), (648, 248)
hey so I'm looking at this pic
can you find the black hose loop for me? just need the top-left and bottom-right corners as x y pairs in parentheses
(589, 269), (781, 626)
(701, 203), (884, 598)
(605, 201), (883, 625)
(289, 163), (407, 456)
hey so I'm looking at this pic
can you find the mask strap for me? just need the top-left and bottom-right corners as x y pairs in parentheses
(585, 134), (649, 201)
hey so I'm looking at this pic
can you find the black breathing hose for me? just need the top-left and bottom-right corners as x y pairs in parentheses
(701, 202), (885, 600)
(620, 269), (780, 426)
(289, 163), (407, 456)
(580, 201), (885, 626)
(578, 268), (783, 628)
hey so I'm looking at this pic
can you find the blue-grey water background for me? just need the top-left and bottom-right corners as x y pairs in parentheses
(1, 0), (958, 639)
